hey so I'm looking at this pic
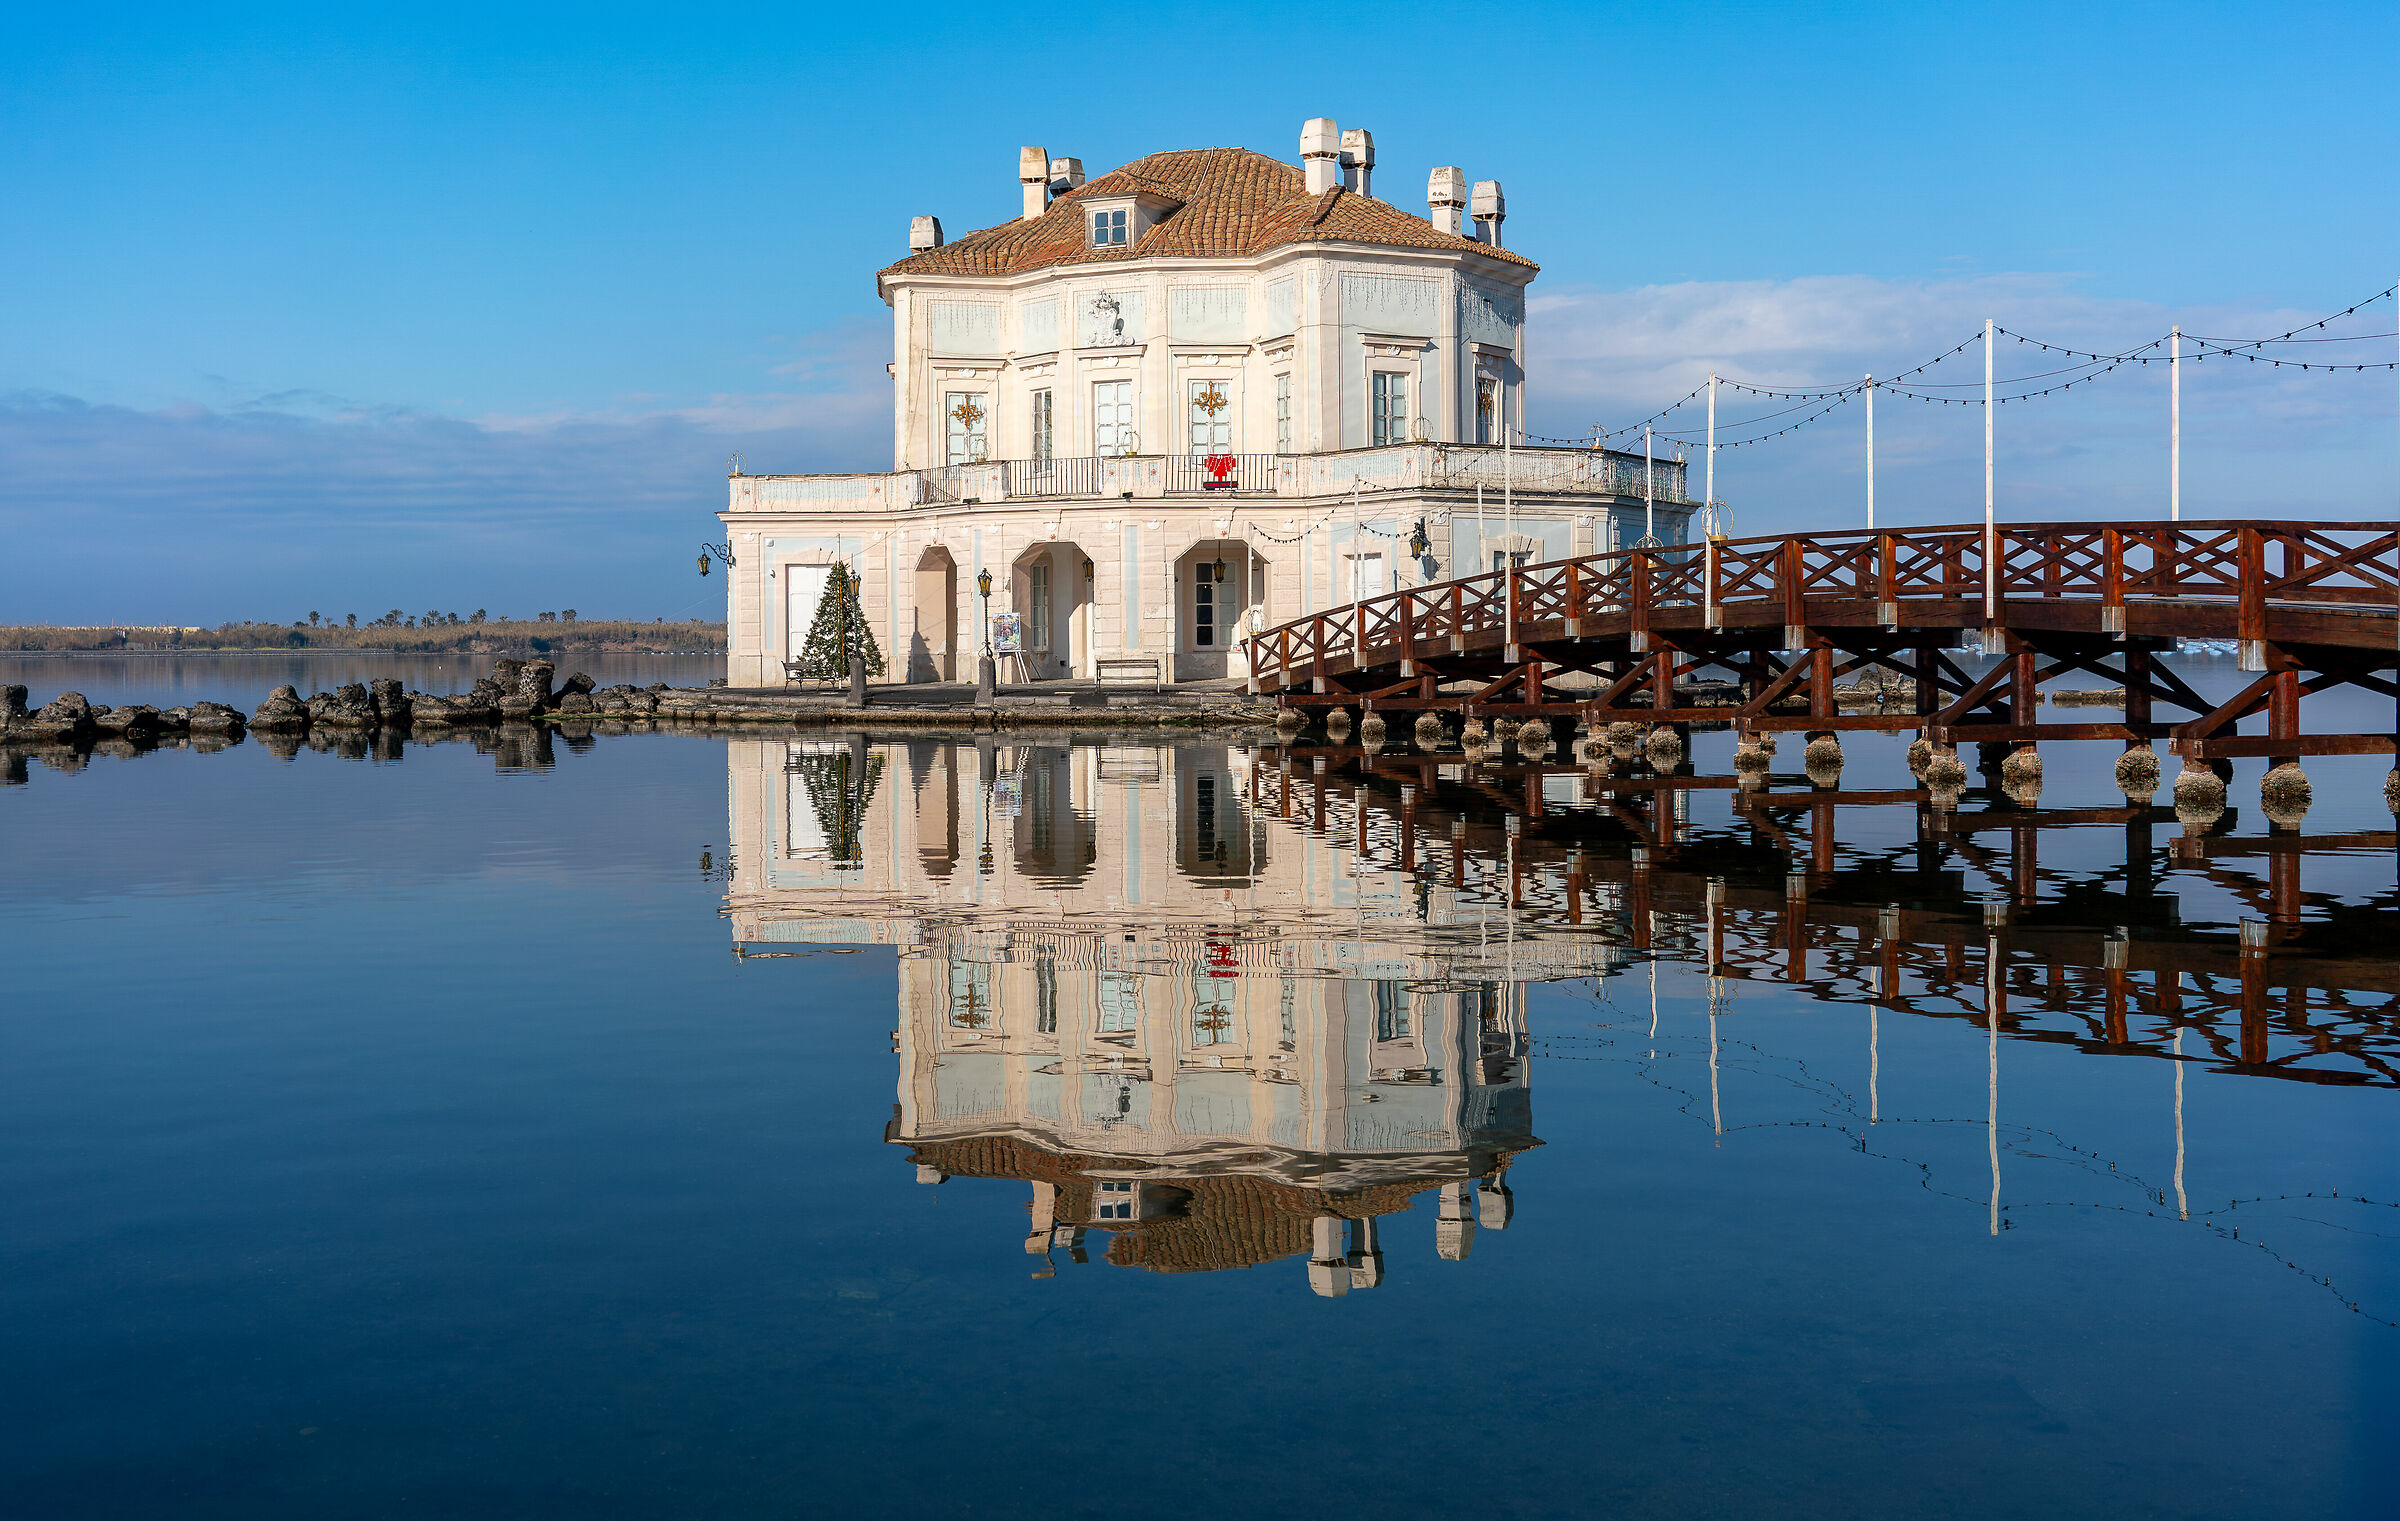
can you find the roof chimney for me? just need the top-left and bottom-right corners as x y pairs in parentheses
(909, 215), (943, 253)
(1339, 128), (1375, 198)
(1019, 145), (1050, 221)
(1471, 180), (1506, 247)
(1427, 166), (1468, 237)
(1048, 157), (1085, 195)
(1301, 118), (1340, 195)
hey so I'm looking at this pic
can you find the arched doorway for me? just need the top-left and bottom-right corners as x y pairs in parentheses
(1010, 541), (1093, 680)
(911, 546), (958, 683)
(1173, 539), (1258, 682)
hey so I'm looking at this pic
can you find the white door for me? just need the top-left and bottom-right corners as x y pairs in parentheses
(1094, 380), (1134, 456)
(1347, 552), (1387, 601)
(786, 565), (833, 664)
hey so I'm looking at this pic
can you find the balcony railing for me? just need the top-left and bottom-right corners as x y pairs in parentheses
(732, 444), (1695, 512)
(1163, 452), (1279, 494)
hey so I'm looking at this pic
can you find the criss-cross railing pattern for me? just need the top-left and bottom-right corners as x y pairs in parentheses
(1247, 519), (2399, 694)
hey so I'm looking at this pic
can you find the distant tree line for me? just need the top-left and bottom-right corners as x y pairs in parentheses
(4, 614), (724, 654)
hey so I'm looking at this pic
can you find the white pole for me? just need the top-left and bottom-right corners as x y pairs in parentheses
(1865, 375), (1875, 531)
(2170, 325), (2181, 522)
(1869, 1007), (1880, 1124)
(1705, 372), (1717, 537)
(1503, 422), (1514, 555)
(1644, 425), (1655, 542)
(1983, 317), (1996, 623)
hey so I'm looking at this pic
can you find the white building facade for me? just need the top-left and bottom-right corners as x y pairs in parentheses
(720, 119), (1696, 688)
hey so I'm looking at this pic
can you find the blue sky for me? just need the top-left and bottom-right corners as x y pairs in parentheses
(4, 2), (2395, 623)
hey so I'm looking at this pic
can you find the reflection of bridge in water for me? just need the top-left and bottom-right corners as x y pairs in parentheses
(722, 730), (2397, 1293)
(1258, 744), (2400, 1086)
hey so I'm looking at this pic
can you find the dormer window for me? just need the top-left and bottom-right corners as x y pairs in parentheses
(1089, 208), (1128, 247)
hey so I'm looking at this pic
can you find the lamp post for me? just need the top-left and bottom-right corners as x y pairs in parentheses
(975, 566), (996, 703)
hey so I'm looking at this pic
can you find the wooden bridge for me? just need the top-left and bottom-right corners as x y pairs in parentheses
(1247, 519), (2398, 764)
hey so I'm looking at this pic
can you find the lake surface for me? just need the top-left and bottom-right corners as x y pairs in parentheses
(3, 656), (2395, 1518)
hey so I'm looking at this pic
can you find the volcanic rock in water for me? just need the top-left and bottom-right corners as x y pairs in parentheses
(1358, 711), (1387, 741)
(2000, 746), (2043, 785)
(249, 685), (310, 732)
(1927, 783), (1964, 810)
(1733, 742), (1771, 774)
(559, 671), (596, 698)
(1413, 712), (1446, 745)
(1461, 717), (1487, 743)
(1, 685), (28, 729)
(1906, 738), (1934, 777)
(2387, 769), (2399, 815)
(1275, 709), (1304, 736)
(1924, 749), (1969, 788)
(1489, 718), (1519, 747)
(1325, 708), (1353, 738)
(555, 691), (595, 714)
(309, 684), (378, 728)
(91, 704), (160, 736)
(2258, 762), (2312, 826)
(2004, 774), (2044, 806)
(188, 701), (245, 735)
(1644, 725), (1683, 763)
(1803, 735), (1845, 770)
(1605, 721), (1642, 755)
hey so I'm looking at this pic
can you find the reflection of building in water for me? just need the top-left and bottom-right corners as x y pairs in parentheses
(725, 734), (1577, 1291)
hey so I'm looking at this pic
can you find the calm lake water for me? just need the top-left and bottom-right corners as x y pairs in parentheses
(3, 656), (2395, 1518)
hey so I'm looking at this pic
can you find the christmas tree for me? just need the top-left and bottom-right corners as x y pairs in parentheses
(794, 564), (886, 681)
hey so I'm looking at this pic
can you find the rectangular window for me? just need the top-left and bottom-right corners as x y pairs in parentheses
(1089, 208), (1128, 247)
(1093, 380), (1134, 456)
(1192, 981), (1235, 1046)
(1031, 389), (1054, 461)
(1094, 1178), (1137, 1220)
(1028, 562), (1051, 652)
(1196, 774), (1216, 857)
(1193, 575), (1215, 647)
(1374, 981), (1411, 1043)
(1371, 372), (1409, 446)
(1476, 378), (1497, 444)
(1492, 548), (1532, 575)
(1035, 951), (1058, 1035)
(1187, 379), (1231, 455)
(1273, 373), (1292, 453)
(1098, 971), (1141, 1033)
(943, 391), (988, 466)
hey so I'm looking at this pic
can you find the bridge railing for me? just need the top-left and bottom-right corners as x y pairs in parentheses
(1245, 520), (2399, 693)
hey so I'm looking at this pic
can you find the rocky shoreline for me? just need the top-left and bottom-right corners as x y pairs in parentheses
(1, 658), (1273, 767)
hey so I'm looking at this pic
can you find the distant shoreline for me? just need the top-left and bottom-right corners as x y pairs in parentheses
(7, 647), (724, 658)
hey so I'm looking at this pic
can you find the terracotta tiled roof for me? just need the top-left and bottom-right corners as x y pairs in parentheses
(903, 1132), (1531, 1277)
(880, 147), (1537, 284)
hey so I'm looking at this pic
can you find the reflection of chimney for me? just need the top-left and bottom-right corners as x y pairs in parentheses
(1436, 1181), (1477, 1260)
(1023, 1181), (1058, 1254)
(1346, 1217), (1385, 1288)
(1307, 1214), (1351, 1297)
(1048, 156), (1085, 196)
(1471, 180), (1506, 247)
(1301, 118), (1341, 195)
(1339, 128), (1374, 198)
(1019, 145), (1050, 221)
(1427, 167), (1468, 237)
(909, 215), (943, 254)
(1478, 1178), (1514, 1231)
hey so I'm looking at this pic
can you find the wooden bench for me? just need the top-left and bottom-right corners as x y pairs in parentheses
(1095, 657), (1164, 690)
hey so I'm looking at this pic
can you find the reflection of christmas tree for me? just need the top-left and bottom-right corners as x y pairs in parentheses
(794, 564), (886, 680)
(789, 747), (885, 865)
